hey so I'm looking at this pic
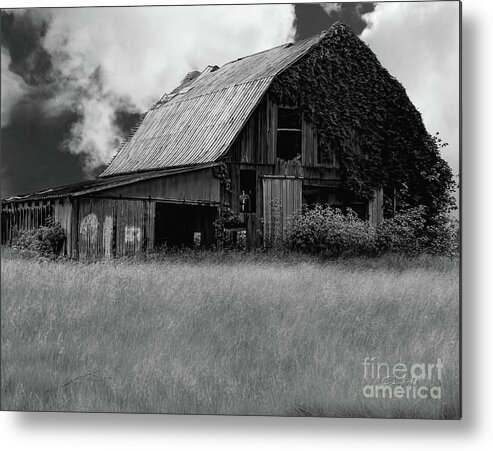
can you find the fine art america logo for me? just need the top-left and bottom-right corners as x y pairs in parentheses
(362, 357), (443, 400)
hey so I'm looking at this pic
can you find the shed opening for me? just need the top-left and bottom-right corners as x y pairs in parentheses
(154, 203), (216, 249)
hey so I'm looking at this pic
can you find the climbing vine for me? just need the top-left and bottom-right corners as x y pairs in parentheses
(270, 23), (456, 219)
(211, 162), (232, 193)
(213, 201), (242, 245)
(211, 163), (242, 243)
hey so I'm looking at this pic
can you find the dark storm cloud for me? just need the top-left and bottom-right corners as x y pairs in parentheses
(0, 9), (141, 198)
(1, 9), (84, 197)
(294, 2), (375, 39)
(1, 9), (53, 85)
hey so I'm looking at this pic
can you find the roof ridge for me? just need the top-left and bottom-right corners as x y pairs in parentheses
(221, 29), (328, 67)
(223, 42), (292, 66)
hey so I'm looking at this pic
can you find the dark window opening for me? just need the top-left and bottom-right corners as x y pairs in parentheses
(155, 203), (216, 248)
(277, 107), (302, 161)
(239, 170), (256, 213)
(302, 187), (367, 221)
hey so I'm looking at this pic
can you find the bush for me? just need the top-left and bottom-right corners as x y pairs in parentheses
(375, 206), (427, 255)
(421, 213), (460, 257)
(285, 204), (459, 258)
(285, 205), (377, 258)
(12, 217), (66, 259)
(376, 207), (459, 256)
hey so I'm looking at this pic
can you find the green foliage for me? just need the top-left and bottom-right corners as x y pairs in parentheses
(376, 207), (459, 256)
(11, 216), (65, 259)
(420, 212), (460, 257)
(375, 206), (427, 255)
(270, 23), (456, 218)
(286, 205), (377, 258)
(286, 204), (458, 258)
(213, 201), (242, 245)
(211, 162), (231, 193)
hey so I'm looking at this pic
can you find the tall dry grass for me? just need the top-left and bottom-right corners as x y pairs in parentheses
(0, 250), (460, 418)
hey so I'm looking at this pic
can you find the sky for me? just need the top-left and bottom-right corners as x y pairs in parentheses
(0, 1), (460, 201)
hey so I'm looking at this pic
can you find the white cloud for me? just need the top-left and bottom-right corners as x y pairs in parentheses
(360, 1), (460, 187)
(321, 3), (342, 16)
(44, 5), (296, 111)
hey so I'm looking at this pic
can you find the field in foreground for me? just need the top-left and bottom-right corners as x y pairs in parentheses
(1, 250), (460, 418)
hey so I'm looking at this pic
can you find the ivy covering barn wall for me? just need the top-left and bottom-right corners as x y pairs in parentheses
(269, 23), (456, 219)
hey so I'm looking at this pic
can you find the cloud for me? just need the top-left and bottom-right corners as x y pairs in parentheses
(321, 3), (342, 16)
(2, 5), (296, 169)
(1, 46), (31, 127)
(360, 2), (460, 186)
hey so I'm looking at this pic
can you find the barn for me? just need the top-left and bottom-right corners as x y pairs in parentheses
(2, 23), (433, 260)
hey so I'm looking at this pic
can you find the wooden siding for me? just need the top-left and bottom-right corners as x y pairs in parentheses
(77, 197), (154, 261)
(53, 199), (73, 256)
(228, 96), (276, 165)
(228, 96), (324, 171)
(96, 168), (220, 203)
(262, 176), (302, 245)
(2, 193), (218, 259)
(1, 201), (54, 244)
(302, 119), (317, 167)
(368, 188), (384, 226)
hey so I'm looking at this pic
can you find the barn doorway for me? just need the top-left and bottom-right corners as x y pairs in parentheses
(154, 203), (216, 249)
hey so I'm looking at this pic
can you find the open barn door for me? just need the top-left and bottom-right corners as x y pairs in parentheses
(262, 176), (302, 246)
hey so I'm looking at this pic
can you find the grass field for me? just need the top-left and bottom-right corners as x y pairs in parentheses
(0, 249), (460, 418)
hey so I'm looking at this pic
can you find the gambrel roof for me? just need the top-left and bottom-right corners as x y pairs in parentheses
(100, 29), (329, 177)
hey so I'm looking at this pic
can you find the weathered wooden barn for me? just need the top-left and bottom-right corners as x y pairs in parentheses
(1, 24), (405, 259)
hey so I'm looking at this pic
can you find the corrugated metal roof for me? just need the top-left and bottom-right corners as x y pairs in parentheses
(3, 163), (219, 202)
(101, 31), (327, 177)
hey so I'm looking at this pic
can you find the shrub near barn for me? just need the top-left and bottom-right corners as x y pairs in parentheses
(11, 217), (65, 259)
(286, 205), (377, 257)
(286, 204), (459, 258)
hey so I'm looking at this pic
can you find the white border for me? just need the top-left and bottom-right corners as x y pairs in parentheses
(1, 0), (492, 450)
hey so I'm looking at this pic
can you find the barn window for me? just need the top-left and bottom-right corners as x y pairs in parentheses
(239, 170), (256, 213)
(277, 107), (302, 161)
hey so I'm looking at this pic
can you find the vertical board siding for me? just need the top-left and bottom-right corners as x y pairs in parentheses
(228, 97), (318, 169)
(3, 194), (209, 258)
(78, 197), (149, 261)
(302, 119), (317, 167)
(229, 96), (275, 165)
(368, 188), (384, 226)
(146, 200), (156, 251)
(53, 199), (73, 256)
(262, 177), (302, 245)
(1, 201), (54, 245)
